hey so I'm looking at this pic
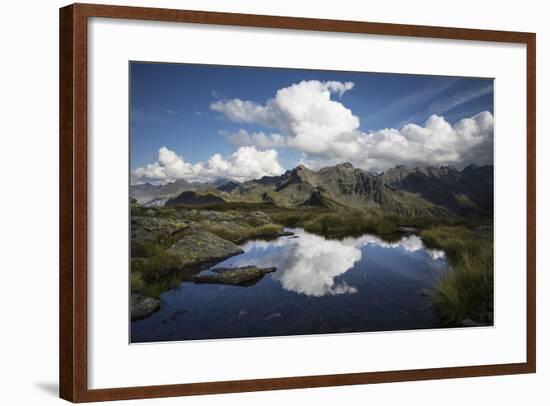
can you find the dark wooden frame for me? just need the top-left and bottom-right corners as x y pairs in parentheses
(60, 3), (536, 402)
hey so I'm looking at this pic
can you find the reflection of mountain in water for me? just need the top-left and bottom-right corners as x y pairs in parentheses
(225, 229), (445, 297)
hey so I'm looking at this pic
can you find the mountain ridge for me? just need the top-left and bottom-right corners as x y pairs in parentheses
(132, 163), (493, 216)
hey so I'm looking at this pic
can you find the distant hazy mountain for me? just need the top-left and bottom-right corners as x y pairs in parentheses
(130, 178), (240, 206)
(133, 163), (493, 216)
(130, 178), (193, 205)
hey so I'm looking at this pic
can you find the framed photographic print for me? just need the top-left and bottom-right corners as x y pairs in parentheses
(59, 3), (536, 402)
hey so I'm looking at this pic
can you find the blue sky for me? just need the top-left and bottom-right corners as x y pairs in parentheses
(130, 62), (494, 184)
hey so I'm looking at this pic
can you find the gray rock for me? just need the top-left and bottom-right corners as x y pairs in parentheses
(131, 216), (189, 243)
(398, 226), (421, 233)
(167, 226), (244, 268)
(192, 266), (277, 286)
(131, 293), (160, 321)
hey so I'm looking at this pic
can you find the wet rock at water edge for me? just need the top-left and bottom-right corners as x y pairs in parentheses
(192, 266), (277, 286)
(131, 293), (160, 321)
(236, 229), (294, 243)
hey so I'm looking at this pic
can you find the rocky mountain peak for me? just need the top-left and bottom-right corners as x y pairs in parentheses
(289, 164), (315, 179)
(422, 165), (459, 178)
(337, 162), (354, 169)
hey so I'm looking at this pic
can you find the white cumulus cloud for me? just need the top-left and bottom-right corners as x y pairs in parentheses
(211, 80), (494, 171)
(211, 80), (360, 158)
(132, 146), (284, 184)
(356, 110), (494, 170)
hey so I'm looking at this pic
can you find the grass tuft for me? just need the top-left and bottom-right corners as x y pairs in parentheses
(421, 226), (493, 325)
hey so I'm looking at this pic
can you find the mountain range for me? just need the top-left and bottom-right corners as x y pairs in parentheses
(131, 163), (493, 216)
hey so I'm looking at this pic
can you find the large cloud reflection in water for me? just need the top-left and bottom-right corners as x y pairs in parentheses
(229, 229), (445, 297)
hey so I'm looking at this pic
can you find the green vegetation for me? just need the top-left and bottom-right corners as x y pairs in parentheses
(266, 207), (467, 240)
(134, 270), (188, 299)
(131, 251), (183, 276)
(202, 222), (284, 244)
(302, 212), (398, 238)
(420, 226), (493, 326)
(130, 240), (185, 299)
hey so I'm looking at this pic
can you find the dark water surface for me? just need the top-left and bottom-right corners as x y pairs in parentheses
(131, 228), (448, 343)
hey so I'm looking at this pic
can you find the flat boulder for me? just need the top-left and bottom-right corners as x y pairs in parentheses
(192, 266), (277, 286)
(167, 226), (244, 268)
(131, 293), (160, 321)
(398, 226), (421, 234)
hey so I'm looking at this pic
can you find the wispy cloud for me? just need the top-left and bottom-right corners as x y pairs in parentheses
(365, 79), (458, 126)
(131, 106), (179, 123)
(211, 89), (225, 100)
(428, 84), (493, 115)
(398, 84), (493, 127)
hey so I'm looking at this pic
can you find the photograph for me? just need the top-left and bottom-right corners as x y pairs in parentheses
(129, 62), (494, 343)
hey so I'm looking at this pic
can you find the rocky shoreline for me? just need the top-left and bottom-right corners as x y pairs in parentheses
(130, 206), (288, 320)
